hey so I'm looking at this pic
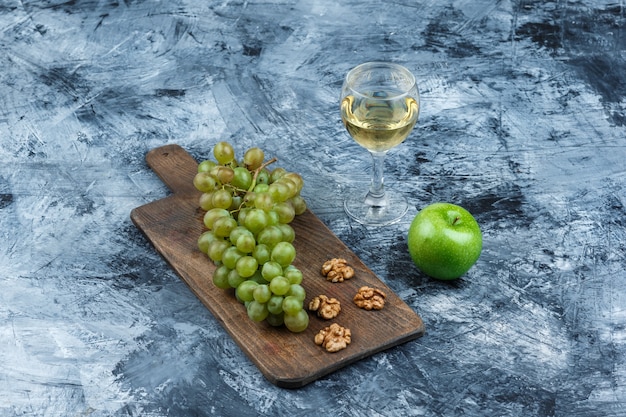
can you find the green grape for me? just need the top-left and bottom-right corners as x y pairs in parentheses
(261, 261), (283, 281)
(229, 195), (243, 212)
(212, 216), (237, 238)
(244, 208), (269, 234)
(242, 192), (256, 209)
(256, 225), (283, 248)
(256, 169), (270, 185)
(234, 291), (244, 304)
(243, 147), (264, 171)
(252, 243), (271, 266)
(288, 284), (306, 301)
(267, 295), (284, 315)
(211, 188), (233, 210)
(236, 255), (258, 278)
(282, 172), (304, 192)
(254, 192), (274, 211)
(229, 226), (252, 245)
(274, 201), (295, 224)
(283, 309), (309, 333)
(266, 312), (284, 327)
(236, 280), (259, 303)
(253, 284), (272, 303)
(236, 233), (256, 253)
(290, 195), (307, 215)
(194, 172), (218, 192)
(204, 208), (229, 229)
(254, 183), (269, 193)
(232, 166), (252, 190)
(197, 230), (218, 254)
(236, 207), (250, 226)
(282, 295), (303, 316)
(268, 182), (290, 202)
(212, 265), (231, 289)
(271, 242), (296, 268)
(284, 265), (303, 285)
(277, 178), (298, 199)
(199, 192), (215, 211)
(247, 300), (269, 322)
(213, 141), (235, 164)
(276, 224), (295, 243)
(269, 275), (290, 296)
(207, 239), (230, 263)
(266, 209), (280, 226)
(228, 269), (246, 288)
(222, 246), (244, 270)
(198, 159), (217, 173)
(210, 166), (234, 184)
(269, 167), (287, 183)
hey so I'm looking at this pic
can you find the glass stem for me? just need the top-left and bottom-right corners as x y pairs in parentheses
(365, 151), (388, 207)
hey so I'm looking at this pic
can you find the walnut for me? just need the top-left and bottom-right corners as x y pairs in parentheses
(353, 286), (386, 310)
(314, 323), (351, 353)
(321, 258), (355, 283)
(308, 295), (341, 319)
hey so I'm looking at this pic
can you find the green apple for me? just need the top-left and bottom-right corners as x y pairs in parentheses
(407, 202), (482, 280)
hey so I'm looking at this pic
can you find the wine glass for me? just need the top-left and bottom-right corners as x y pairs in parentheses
(340, 62), (420, 226)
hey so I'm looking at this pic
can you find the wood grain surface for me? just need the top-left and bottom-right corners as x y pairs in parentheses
(130, 144), (425, 388)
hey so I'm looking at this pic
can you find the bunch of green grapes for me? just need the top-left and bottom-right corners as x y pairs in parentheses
(194, 141), (309, 333)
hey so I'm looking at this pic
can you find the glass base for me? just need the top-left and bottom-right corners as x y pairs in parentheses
(344, 190), (409, 226)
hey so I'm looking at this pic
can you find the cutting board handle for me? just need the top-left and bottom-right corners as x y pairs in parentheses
(146, 144), (199, 195)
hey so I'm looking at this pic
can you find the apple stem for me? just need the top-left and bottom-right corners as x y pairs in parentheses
(453, 216), (461, 225)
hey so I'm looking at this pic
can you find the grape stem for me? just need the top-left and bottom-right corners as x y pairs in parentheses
(247, 157), (278, 192)
(230, 157), (279, 215)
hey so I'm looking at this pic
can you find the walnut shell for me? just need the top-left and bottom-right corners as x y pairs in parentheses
(308, 294), (341, 319)
(353, 286), (386, 310)
(321, 258), (355, 283)
(314, 323), (351, 353)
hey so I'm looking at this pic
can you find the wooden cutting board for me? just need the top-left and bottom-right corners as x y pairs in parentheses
(130, 144), (425, 388)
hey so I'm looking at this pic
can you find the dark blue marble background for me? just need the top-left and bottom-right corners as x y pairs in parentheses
(1, 1), (624, 416)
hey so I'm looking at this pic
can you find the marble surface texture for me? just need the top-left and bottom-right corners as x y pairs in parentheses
(1, 1), (625, 416)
